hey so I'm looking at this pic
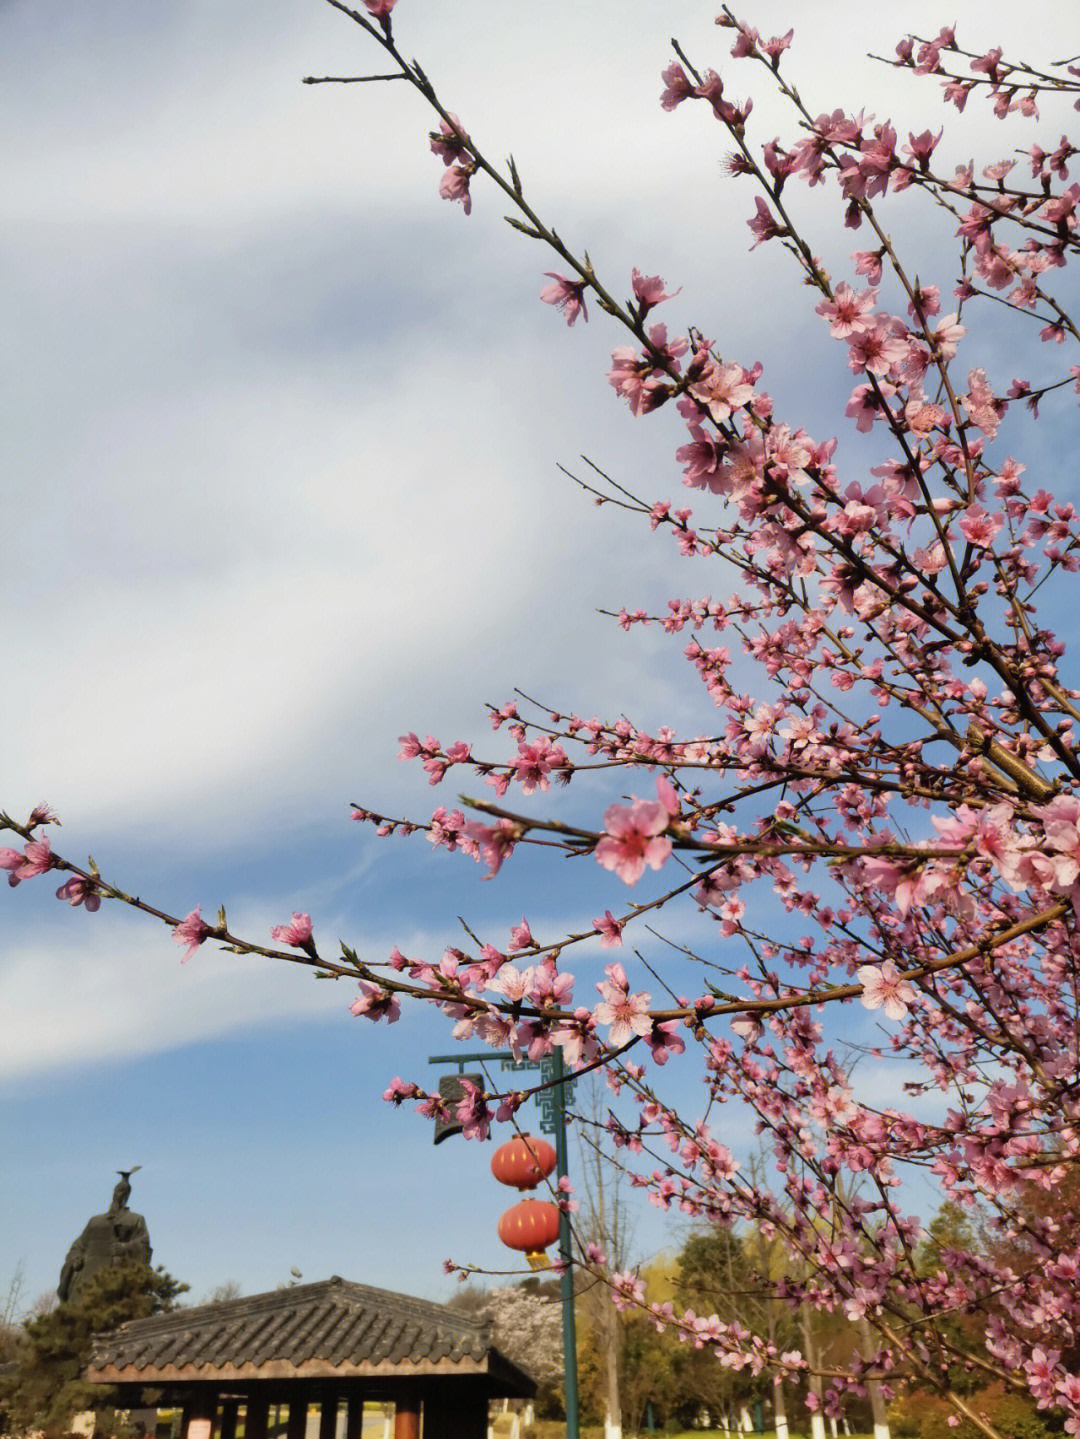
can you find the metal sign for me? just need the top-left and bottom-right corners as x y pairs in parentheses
(427, 1052), (574, 1138)
(432, 1072), (484, 1146)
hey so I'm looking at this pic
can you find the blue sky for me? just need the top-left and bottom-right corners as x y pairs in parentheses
(2, 0), (1073, 1313)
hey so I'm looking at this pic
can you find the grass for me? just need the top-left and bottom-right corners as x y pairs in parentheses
(523, 1427), (875, 1439)
(155, 1411), (877, 1439)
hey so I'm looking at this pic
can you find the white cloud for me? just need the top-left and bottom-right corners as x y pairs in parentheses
(0, 911), (323, 1080)
(3, 340), (696, 838)
(0, 890), (471, 1080)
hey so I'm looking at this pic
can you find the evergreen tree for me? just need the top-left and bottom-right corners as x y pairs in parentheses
(0, 1262), (187, 1433)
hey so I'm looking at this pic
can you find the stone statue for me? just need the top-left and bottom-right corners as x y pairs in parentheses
(58, 1168), (152, 1303)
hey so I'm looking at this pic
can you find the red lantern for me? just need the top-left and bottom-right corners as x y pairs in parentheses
(497, 1198), (561, 1260)
(491, 1133), (557, 1191)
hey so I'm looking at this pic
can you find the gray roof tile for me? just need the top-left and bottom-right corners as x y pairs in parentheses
(88, 1275), (527, 1387)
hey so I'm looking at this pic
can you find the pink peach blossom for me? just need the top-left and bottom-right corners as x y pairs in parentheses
(0, 836), (53, 885)
(647, 1019), (686, 1064)
(55, 876), (100, 912)
(857, 961), (916, 1020)
(659, 62), (693, 110)
(747, 196), (784, 248)
(593, 910), (625, 947)
(594, 798), (672, 885)
(594, 963), (653, 1046)
(508, 917), (533, 951)
(540, 272), (588, 326)
(463, 819), (517, 877)
(632, 268), (681, 312)
(270, 912), (315, 950)
(350, 981), (401, 1023)
(439, 163), (474, 214)
(689, 361), (754, 422)
(957, 505), (1004, 547)
(172, 906), (210, 962)
(815, 283), (879, 338)
(429, 114), (469, 166)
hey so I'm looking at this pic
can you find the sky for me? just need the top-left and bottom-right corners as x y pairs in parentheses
(2, 0), (1075, 1316)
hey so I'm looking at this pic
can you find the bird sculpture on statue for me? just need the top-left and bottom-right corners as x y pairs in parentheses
(110, 1165), (142, 1213)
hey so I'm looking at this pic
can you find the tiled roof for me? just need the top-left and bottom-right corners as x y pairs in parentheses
(86, 1276), (535, 1394)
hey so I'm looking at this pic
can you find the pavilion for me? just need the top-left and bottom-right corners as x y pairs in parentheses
(86, 1275), (536, 1439)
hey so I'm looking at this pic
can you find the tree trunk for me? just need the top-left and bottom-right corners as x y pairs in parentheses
(857, 1319), (891, 1439)
(581, 1100), (623, 1439)
(800, 1308), (827, 1439)
(767, 1287), (788, 1439)
(602, 1279), (622, 1439)
(773, 1373), (789, 1439)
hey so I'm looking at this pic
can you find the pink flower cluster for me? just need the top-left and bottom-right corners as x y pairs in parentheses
(593, 962), (652, 1046)
(0, 836), (53, 886)
(172, 906), (210, 962)
(429, 113), (475, 215)
(270, 912), (315, 953)
(594, 777), (678, 885)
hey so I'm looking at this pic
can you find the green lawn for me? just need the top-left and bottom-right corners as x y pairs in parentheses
(525, 1427), (874, 1439)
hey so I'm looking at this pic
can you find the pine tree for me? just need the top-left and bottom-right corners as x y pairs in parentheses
(0, 1262), (187, 1433)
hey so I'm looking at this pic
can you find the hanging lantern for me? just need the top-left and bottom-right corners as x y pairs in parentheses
(498, 1198), (561, 1269)
(490, 1133), (557, 1191)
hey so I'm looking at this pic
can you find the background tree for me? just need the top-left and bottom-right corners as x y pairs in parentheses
(483, 1282), (565, 1417)
(0, 1262), (187, 1432)
(202, 1279), (243, 1305)
(615, 1304), (687, 1435)
(978, 1157), (1080, 1376)
(910, 1203), (988, 1398)
(883, 1195), (1074, 1439)
(574, 1075), (637, 1439)
(675, 1227), (758, 1429)
(448, 1277), (565, 1416)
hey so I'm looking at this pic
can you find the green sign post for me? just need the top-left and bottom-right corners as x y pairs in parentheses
(428, 1049), (580, 1439)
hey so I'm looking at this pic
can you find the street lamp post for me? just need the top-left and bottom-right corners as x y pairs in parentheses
(428, 1050), (580, 1439)
(550, 1046), (580, 1439)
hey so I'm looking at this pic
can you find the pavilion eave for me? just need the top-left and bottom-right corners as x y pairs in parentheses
(87, 1354), (496, 1384)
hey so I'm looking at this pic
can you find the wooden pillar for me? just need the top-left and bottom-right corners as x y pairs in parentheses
(422, 1381), (489, 1439)
(318, 1393), (339, 1439)
(345, 1391), (365, 1439)
(245, 1397), (270, 1439)
(180, 1393), (218, 1439)
(286, 1393), (308, 1439)
(220, 1401), (239, 1439)
(394, 1396), (420, 1439)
